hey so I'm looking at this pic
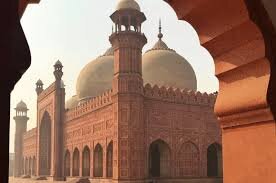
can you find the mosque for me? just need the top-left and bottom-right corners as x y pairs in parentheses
(13, 0), (222, 182)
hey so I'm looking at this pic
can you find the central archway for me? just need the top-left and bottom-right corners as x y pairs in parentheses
(39, 112), (51, 176)
(148, 139), (171, 178)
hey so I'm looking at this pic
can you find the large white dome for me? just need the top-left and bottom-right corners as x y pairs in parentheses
(76, 48), (114, 101)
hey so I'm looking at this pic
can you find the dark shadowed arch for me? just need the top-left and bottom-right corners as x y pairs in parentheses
(178, 141), (199, 177)
(82, 146), (90, 177)
(64, 150), (70, 177)
(106, 141), (113, 178)
(39, 111), (51, 175)
(24, 157), (28, 175)
(207, 143), (222, 177)
(149, 139), (171, 178)
(93, 144), (103, 177)
(73, 148), (80, 176)
(28, 157), (32, 175)
(32, 156), (36, 176)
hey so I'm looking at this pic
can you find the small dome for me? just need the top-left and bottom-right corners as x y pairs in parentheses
(36, 79), (43, 85)
(65, 95), (78, 109)
(143, 24), (197, 90)
(16, 100), (28, 110)
(116, 0), (140, 11)
(76, 47), (114, 100)
(54, 60), (63, 67)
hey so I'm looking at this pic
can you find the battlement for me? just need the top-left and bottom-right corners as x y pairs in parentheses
(37, 82), (56, 102)
(143, 83), (217, 106)
(23, 127), (37, 140)
(65, 89), (113, 121)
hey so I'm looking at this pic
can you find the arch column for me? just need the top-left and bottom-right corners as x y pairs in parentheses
(165, 0), (276, 182)
(79, 150), (83, 177)
(70, 151), (73, 177)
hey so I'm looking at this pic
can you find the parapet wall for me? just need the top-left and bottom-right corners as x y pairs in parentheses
(23, 127), (37, 157)
(143, 83), (217, 106)
(65, 89), (113, 121)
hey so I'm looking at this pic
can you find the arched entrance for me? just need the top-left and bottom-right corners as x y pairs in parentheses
(178, 142), (199, 177)
(149, 139), (171, 178)
(106, 141), (113, 178)
(207, 143), (222, 177)
(93, 144), (103, 177)
(82, 146), (90, 177)
(64, 150), (70, 177)
(73, 148), (80, 176)
(39, 112), (51, 175)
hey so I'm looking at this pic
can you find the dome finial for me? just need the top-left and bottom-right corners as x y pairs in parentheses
(158, 18), (163, 40)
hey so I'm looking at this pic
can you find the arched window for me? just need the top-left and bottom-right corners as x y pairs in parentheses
(178, 142), (199, 177)
(39, 112), (51, 175)
(106, 141), (113, 178)
(149, 139), (171, 177)
(73, 148), (80, 176)
(82, 146), (90, 177)
(64, 150), (70, 177)
(207, 143), (223, 177)
(93, 144), (103, 177)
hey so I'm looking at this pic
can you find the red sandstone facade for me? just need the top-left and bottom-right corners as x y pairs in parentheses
(14, 1), (222, 182)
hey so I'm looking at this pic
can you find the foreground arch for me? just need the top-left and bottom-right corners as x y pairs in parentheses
(165, 0), (276, 182)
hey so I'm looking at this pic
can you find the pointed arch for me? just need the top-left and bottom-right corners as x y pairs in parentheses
(207, 143), (223, 177)
(93, 143), (103, 177)
(178, 141), (199, 177)
(82, 146), (90, 177)
(32, 156), (36, 176)
(148, 139), (171, 178)
(28, 157), (32, 175)
(24, 157), (28, 175)
(39, 111), (51, 175)
(73, 148), (80, 176)
(64, 150), (71, 177)
(106, 141), (113, 178)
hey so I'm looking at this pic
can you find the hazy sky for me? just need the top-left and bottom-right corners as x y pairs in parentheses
(9, 0), (218, 152)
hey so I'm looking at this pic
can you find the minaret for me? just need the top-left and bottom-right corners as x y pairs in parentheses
(109, 0), (147, 180)
(13, 101), (29, 177)
(35, 79), (43, 96)
(52, 60), (65, 180)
